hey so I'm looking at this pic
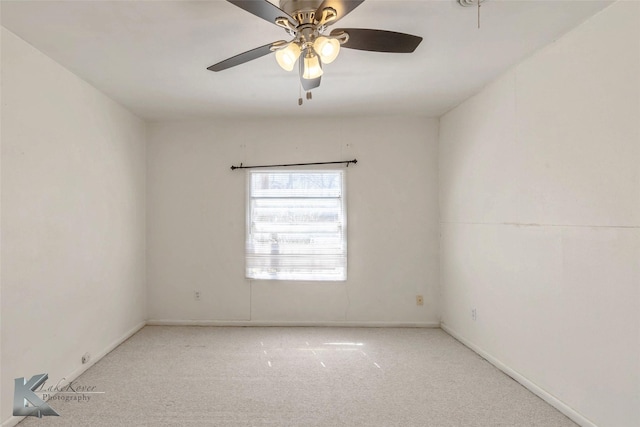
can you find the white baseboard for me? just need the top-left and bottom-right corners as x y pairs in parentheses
(2, 321), (146, 427)
(146, 319), (440, 328)
(440, 323), (596, 427)
(63, 320), (147, 381)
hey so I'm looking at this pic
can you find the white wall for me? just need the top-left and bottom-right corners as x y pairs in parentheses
(439, 2), (639, 427)
(0, 25), (3, 426)
(146, 116), (439, 325)
(0, 28), (146, 424)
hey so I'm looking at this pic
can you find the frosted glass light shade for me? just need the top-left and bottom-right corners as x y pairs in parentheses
(313, 36), (340, 64)
(302, 52), (323, 79)
(275, 42), (301, 71)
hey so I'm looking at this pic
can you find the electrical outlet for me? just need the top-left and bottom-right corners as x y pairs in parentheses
(81, 353), (91, 364)
(416, 295), (424, 306)
(194, 291), (201, 301)
(471, 308), (477, 321)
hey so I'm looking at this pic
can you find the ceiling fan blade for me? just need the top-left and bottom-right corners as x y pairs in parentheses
(207, 42), (284, 72)
(315, 0), (365, 26)
(301, 76), (322, 91)
(331, 28), (423, 53)
(226, 0), (296, 27)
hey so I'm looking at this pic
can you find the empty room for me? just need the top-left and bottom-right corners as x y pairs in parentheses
(1, 0), (638, 426)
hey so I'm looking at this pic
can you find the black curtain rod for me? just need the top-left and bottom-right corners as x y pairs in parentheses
(230, 159), (357, 171)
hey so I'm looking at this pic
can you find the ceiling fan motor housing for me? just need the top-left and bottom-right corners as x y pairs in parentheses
(279, 0), (324, 18)
(278, 0), (331, 47)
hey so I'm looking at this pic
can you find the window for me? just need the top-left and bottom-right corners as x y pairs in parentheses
(246, 170), (346, 281)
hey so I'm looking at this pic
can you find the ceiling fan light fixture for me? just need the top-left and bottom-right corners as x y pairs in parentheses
(208, 0), (424, 95)
(313, 36), (340, 64)
(302, 50), (323, 79)
(275, 42), (301, 71)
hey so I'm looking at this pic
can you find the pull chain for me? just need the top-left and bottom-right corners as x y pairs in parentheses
(457, 0), (485, 28)
(297, 85), (313, 105)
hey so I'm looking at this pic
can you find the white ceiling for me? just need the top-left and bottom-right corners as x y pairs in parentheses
(1, 0), (612, 120)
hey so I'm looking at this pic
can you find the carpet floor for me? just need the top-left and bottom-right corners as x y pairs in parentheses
(19, 326), (576, 426)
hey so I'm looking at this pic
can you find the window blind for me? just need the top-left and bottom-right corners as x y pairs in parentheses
(246, 170), (346, 281)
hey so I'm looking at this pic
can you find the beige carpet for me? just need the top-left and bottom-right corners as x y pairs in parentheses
(19, 326), (576, 426)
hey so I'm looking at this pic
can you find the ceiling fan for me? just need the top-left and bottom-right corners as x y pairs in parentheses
(207, 0), (423, 92)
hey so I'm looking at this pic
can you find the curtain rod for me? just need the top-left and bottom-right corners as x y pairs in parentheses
(230, 159), (357, 171)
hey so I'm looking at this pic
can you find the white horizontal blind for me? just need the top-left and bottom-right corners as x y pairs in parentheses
(246, 170), (346, 281)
